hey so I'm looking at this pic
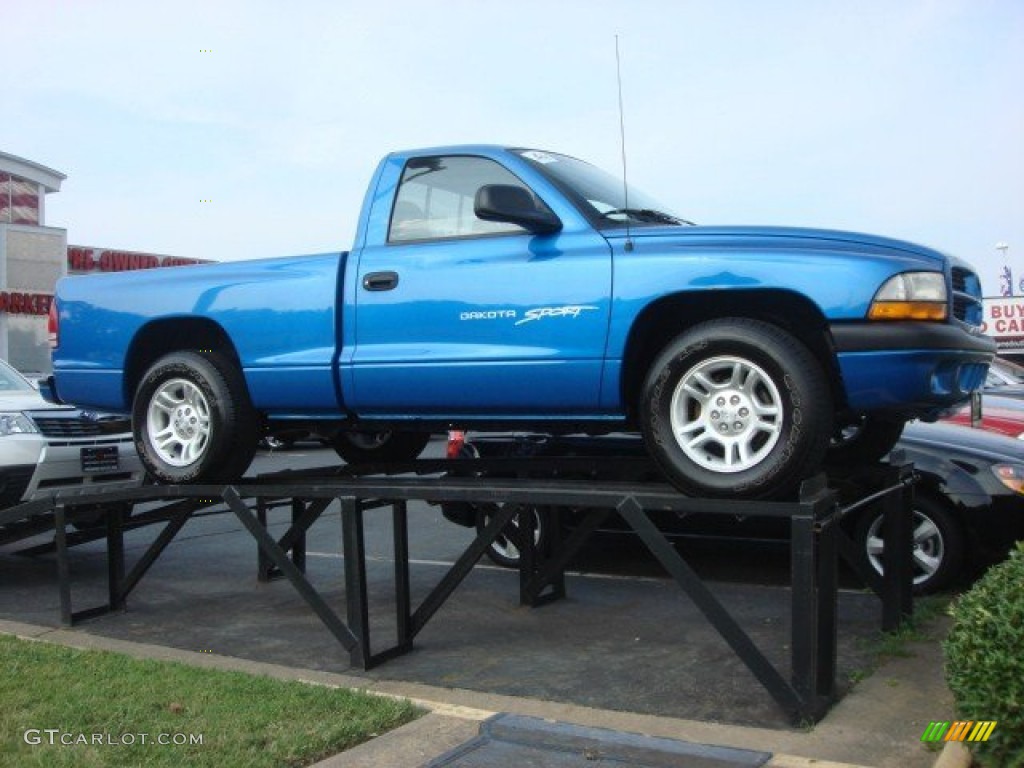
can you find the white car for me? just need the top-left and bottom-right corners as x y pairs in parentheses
(0, 359), (145, 510)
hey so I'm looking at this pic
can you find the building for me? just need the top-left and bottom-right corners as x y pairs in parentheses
(1, 150), (208, 374)
(0, 151), (66, 374)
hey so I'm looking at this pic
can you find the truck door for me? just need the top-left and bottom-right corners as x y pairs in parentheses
(348, 154), (612, 416)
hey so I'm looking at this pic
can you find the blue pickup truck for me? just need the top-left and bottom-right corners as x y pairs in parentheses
(48, 145), (995, 498)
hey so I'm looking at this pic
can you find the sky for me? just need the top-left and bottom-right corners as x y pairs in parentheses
(3, 0), (1022, 295)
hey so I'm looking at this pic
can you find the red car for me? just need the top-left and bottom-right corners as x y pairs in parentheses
(943, 394), (1024, 440)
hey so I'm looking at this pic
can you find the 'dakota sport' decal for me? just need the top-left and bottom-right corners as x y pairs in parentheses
(458, 305), (600, 325)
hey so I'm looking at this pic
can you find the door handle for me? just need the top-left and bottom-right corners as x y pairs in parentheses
(363, 271), (399, 291)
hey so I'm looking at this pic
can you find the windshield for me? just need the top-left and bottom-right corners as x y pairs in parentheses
(515, 149), (690, 228)
(0, 360), (33, 392)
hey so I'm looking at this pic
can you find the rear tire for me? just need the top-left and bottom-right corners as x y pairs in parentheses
(132, 351), (258, 483)
(639, 318), (832, 498)
(332, 430), (431, 464)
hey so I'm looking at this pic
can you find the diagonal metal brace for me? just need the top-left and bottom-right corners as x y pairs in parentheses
(616, 496), (807, 721)
(522, 506), (611, 604)
(222, 487), (359, 652)
(410, 500), (521, 636)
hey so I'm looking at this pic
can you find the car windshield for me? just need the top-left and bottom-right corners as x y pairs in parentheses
(514, 149), (691, 228)
(0, 360), (33, 393)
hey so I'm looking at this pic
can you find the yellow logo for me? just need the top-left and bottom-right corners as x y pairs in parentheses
(921, 721), (997, 743)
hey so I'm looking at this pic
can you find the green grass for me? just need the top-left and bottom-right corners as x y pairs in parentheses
(846, 594), (953, 685)
(0, 634), (422, 767)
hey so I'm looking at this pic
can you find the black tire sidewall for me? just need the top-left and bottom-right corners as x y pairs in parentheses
(132, 351), (255, 483)
(640, 319), (831, 498)
(332, 430), (431, 464)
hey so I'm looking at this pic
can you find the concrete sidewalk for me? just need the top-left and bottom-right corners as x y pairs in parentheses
(0, 615), (968, 768)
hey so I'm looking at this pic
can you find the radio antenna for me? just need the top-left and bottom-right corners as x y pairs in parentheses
(615, 35), (633, 252)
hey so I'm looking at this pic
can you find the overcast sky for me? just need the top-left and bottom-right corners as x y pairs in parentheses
(3, 1), (1021, 294)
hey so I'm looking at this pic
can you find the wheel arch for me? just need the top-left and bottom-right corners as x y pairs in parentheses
(620, 289), (843, 418)
(124, 318), (245, 405)
(902, 455), (993, 509)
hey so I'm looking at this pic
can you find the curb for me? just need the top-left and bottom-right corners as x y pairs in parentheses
(931, 741), (972, 768)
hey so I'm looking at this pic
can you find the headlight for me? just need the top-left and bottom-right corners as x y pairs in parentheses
(0, 412), (39, 436)
(868, 272), (948, 321)
(992, 463), (1024, 495)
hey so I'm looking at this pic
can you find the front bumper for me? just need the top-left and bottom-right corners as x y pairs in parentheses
(832, 322), (996, 415)
(0, 432), (145, 510)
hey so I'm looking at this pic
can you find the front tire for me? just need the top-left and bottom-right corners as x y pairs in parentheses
(132, 351), (258, 483)
(640, 318), (832, 498)
(332, 430), (431, 464)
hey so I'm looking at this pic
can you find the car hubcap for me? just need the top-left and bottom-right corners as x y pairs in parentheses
(488, 508), (542, 563)
(670, 355), (783, 473)
(147, 378), (212, 467)
(865, 511), (944, 586)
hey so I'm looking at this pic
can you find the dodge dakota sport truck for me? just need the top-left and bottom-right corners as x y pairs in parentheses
(48, 145), (996, 498)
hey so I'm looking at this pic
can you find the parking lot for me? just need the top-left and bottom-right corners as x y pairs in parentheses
(0, 440), (897, 730)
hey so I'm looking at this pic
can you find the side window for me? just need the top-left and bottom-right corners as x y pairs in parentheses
(389, 156), (538, 243)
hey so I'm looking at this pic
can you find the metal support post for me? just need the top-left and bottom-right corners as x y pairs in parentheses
(881, 465), (914, 631)
(290, 498), (307, 574)
(518, 505), (537, 606)
(256, 498), (273, 582)
(341, 496), (370, 667)
(392, 501), (412, 648)
(815, 508), (838, 700)
(54, 503), (72, 627)
(790, 511), (817, 703)
(105, 504), (126, 612)
(790, 475), (838, 711)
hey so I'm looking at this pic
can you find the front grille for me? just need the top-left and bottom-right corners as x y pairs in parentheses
(951, 266), (983, 326)
(951, 268), (968, 293)
(30, 416), (108, 438)
(28, 412), (131, 439)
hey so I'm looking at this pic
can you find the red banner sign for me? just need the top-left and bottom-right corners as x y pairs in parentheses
(0, 291), (52, 316)
(67, 246), (207, 273)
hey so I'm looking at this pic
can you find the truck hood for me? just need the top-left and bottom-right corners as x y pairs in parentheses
(612, 225), (952, 268)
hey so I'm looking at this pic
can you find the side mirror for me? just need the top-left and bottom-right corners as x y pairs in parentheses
(474, 185), (562, 235)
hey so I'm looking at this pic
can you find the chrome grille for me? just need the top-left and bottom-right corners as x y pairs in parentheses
(30, 416), (107, 438)
(29, 414), (130, 439)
